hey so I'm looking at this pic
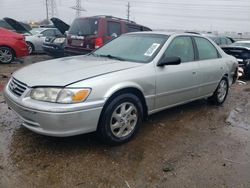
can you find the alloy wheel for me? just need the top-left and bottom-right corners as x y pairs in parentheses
(0, 48), (13, 63)
(110, 102), (138, 138)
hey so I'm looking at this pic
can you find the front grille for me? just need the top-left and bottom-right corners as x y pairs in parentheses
(9, 78), (27, 97)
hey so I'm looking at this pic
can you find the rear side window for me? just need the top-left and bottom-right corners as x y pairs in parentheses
(164, 36), (194, 63)
(68, 18), (98, 36)
(194, 37), (219, 60)
(127, 24), (141, 32)
(107, 21), (121, 37)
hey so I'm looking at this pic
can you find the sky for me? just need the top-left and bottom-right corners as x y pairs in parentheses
(0, 0), (250, 33)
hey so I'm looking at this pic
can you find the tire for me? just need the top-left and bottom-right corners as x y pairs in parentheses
(97, 93), (143, 145)
(208, 77), (229, 105)
(0, 46), (14, 64)
(26, 42), (34, 55)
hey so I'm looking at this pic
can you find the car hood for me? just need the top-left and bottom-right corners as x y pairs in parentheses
(3, 17), (31, 35)
(13, 56), (143, 87)
(51, 17), (69, 35)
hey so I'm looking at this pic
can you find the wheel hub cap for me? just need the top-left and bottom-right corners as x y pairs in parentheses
(110, 102), (138, 138)
(217, 80), (227, 102)
(0, 49), (12, 63)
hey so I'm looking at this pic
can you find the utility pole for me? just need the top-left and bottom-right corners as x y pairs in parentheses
(71, 0), (86, 18)
(127, 2), (130, 21)
(46, 0), (49, 23)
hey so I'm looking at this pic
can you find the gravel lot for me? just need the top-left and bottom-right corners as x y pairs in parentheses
(0, 55), (250, 188)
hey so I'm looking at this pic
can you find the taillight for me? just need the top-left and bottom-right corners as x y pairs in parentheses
(95, 37), (103, 49)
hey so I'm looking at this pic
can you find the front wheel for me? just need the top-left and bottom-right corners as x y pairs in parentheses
(0, 46), (14, 64)
(26, 42), (34, 55)
(208, 77), (229, 105)
(97, 93), (143, 145)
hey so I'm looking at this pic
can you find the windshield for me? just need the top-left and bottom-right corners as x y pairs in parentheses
(30, 28), (44, 35)
(68, 18), (98, 36)
(231, 42), (250, 48)
(93, 34), (168, 63)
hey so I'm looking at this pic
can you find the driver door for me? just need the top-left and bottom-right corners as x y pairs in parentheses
(155, 36), (200, 110)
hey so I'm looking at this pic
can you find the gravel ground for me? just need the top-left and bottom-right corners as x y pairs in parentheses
(0, 55), (250, 188)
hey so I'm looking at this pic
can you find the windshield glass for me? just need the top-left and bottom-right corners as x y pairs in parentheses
(93, 34), (168, 63)
(68, 18), (98, 36)
(30, 28), (44, 35)
(231, 42), (250, 48)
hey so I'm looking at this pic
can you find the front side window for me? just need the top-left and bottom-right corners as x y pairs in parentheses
(93, 34), (168, 63)
(163, 36), (194, 63)
(195, 37), (219, 60)
(107, 21), (121, 37)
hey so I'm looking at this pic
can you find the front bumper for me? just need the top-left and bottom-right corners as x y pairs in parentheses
(3, 81), (104, 137)
(42, 43), (64, 57)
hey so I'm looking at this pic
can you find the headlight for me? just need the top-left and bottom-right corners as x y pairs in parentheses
(53, 38), (66, 44)
(30, 88), (91, 104)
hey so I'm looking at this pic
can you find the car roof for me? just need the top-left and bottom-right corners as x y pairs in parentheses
(125, 31), (201, 37)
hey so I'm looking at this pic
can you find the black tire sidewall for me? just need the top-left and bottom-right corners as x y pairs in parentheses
(27, 42), (34, 54)
(98, 93), (143, 145)
(0, 46), (14, 64)
(214, 77), (229, 105)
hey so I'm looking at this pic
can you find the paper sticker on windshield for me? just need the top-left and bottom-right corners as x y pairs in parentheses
(144, 43), (160, 57)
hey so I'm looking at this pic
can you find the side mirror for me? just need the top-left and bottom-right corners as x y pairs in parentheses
(157, 56), (181, 66)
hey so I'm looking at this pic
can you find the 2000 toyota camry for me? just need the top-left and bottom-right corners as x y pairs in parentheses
(4, 32), (238, 145)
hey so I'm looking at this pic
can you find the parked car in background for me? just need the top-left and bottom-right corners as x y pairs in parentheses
(65, 15), (152, 55)
(42, 17), (70, 57)
(4, 32), (238, 144)
(202, 34), (235, 47)
(222, 41), (250, 78)
(3, 17), (31, 35)
(0, 27), (28, 64)
(3, 17), (63, 54)
(26, 27), (63, 54)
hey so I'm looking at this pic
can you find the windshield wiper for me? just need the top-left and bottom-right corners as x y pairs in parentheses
(99, 54), (126, 61)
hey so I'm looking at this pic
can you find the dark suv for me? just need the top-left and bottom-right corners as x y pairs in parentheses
(64, 15), (152, 55)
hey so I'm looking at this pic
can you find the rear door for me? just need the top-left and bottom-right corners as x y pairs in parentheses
(193, 36), (225, 97)
(155, 36), (200, 109)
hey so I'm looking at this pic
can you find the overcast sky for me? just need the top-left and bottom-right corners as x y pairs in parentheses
(0, 0), (250, 32)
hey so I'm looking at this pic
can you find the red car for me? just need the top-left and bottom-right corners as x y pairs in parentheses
(0, 27), (28, 64)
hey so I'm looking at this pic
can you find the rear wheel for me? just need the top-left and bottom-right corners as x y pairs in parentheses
(208, 77), (229, 105)
(97, 93), (143, 145)
(0, 46), (14, 64)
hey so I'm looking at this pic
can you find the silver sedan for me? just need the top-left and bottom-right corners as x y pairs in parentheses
(26, 28), (62, 54)
(4, 32), (238, 145)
